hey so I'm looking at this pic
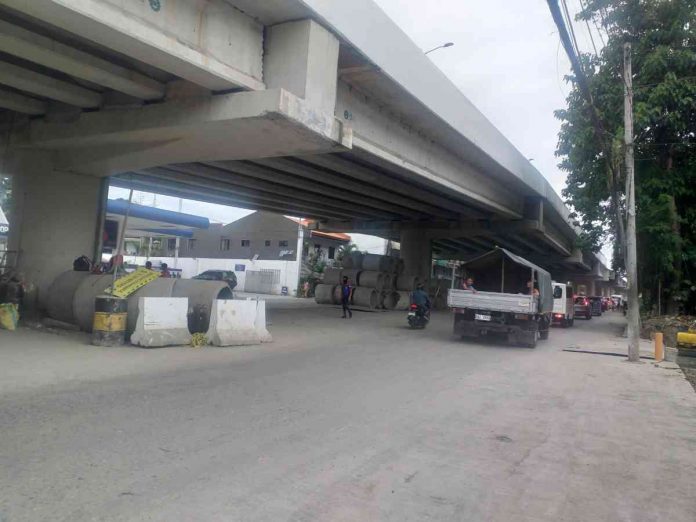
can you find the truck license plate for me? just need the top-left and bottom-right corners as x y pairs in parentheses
(475, 313), (491, 321)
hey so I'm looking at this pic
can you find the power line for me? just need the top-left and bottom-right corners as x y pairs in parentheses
(561, 0), (582, 57)
(577, 0), (599, 57)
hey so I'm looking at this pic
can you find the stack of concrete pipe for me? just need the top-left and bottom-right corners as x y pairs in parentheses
(314, 254), (417, 311)
(46, 271), (233, 335)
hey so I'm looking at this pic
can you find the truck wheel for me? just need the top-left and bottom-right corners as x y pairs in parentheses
(519, 332), (537, 348)
(539, 329), (549, 340)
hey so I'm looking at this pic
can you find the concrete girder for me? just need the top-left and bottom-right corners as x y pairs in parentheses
(8, 89), (348, 175)
(0, 61), (102, 108)
(203, 160), (402, 219)
(139, 167), (371, 221)
(251, 157), (429, 218)
(299, 154), (460, 219)
(0, 87), (46, 115)
(0, 0), (265, 91)
(164, 163), (394, 220)
(112, 174), (348, 222)
(0, 19), (165, 100)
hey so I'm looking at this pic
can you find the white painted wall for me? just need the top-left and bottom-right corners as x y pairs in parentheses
(121, 255), (300, 296)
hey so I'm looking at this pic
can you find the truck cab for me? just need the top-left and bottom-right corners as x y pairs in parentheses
(551, 282), (574, 327)
(448, 248), (553, 348)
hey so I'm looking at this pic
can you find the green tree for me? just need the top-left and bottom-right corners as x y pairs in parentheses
(557, 0), (696, 313)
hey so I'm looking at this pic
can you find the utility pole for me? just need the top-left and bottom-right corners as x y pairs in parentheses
(624, 42), (640, 362)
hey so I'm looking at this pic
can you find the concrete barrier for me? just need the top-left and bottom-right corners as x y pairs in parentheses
(207, 300), (261, 346)
(130, 297), (192, 347)
(254, 300), (272, 343)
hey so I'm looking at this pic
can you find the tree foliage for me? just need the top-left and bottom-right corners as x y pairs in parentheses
(556, 0), (696, 313)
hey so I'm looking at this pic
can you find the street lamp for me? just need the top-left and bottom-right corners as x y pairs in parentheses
(424, 42), (454, 55)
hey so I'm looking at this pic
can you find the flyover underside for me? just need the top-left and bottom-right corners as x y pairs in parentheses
(112, 147), (579, 273)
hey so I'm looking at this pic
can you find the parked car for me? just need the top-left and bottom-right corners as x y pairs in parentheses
(574, 296), (592, 320)
(588, 296), (603, 316)
(192, 270), (238, 291)
(601, 297), (612, 311)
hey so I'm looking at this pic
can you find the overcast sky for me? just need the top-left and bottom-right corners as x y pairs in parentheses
(111, 1), (601, 253)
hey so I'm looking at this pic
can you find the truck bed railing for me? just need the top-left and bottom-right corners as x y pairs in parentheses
(447, 289), (538, 314)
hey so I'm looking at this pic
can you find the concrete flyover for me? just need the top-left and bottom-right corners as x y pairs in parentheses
(0, 0), (610, 302)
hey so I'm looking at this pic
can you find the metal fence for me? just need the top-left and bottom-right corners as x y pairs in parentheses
(244, 269), (281, 294)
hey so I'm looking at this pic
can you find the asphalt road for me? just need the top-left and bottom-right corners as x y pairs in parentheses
(1, 306), (695, 521)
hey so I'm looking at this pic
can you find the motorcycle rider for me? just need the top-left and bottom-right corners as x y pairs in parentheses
(410, 283), (431, 316)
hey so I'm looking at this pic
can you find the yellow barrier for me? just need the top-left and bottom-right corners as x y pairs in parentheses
(106, 268), (160, 298)
(677, 331), (696, 348)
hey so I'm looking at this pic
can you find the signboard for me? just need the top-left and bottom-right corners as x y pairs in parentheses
(0, 224), (8, 237)
(106, 268), (160, 298)
(235, 264), (245, 272)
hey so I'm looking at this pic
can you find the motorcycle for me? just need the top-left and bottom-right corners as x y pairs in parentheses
(407, 303), (430, 329)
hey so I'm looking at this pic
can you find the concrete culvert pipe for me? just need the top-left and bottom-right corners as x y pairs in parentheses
(352, 287), (379, 309)
(322, 268), (343, 285)
(362, 254), (390, 272)
(358, 270), (385, 289)
(314, 284), (337, 305)
(342, 255), (354, 269)
(349, 252), (364, 269)
(172, 279), (232, 333)
(45, 270), (92, 324)
(394, 291), (411, 310)
(341, 269), (362, 285)
(396, 275), (419, 292)
(382, 291), (399, 310)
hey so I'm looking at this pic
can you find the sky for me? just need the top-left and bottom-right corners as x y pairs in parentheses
(110, 1), (604, 255)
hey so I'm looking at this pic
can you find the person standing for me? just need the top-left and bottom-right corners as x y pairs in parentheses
(160, 262), (171, 278)
(341, 276), (353, 319)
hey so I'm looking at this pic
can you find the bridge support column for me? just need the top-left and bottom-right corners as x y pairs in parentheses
(7, 153), (103, 308)
(400, 228), (432, 286)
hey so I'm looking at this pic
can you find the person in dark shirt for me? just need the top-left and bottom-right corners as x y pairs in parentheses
(341, 276), (353, 318)
(160, 263), (171, 278)
(411, 283), (431, 310)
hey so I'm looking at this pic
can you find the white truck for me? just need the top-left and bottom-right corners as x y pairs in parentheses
(448, 248), (553, 348)
(551, 282), (574, 327)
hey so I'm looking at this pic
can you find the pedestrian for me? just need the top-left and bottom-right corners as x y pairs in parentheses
(341, 276), (353, 319)
(303, 280), (310, 298)
(461, 275), (477, 292)
(160, 262), (171, 278)
(145, 261), (152, 270)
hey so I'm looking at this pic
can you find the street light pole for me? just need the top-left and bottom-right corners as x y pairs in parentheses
(425, 42), (454, 55)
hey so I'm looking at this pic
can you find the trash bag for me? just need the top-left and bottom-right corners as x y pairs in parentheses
(0, 303), (19, 331)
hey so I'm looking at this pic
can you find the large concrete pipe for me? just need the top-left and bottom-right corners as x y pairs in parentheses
(73, 274), (115, 332)
(315, 284), (337, 304)
(342, 255), (354, 269)
(125, 278), (177, 335)
(172, 279), (232, 333)
(396, 275), (419, 292)
(382, 291), (399, 310)
(322, 268), (343, 285)
(394, 291), (411, 310)
(358, 270), (385, 289)
(349, 252), (364, 269)
(362, 254), (391, 272)
(45, 270), (91, 324)
(341, 269), (362, 285)
(352, 287), (379, 309)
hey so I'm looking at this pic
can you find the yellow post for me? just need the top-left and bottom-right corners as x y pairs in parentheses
(654, 332), (664, 362)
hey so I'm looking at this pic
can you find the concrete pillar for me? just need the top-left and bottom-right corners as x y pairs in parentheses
(264, 19), (339, 116)
(400, 228), (432, 285)
(8, 153), (102, 307)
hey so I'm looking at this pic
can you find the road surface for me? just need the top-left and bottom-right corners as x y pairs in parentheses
(1, 305), (695, 521)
